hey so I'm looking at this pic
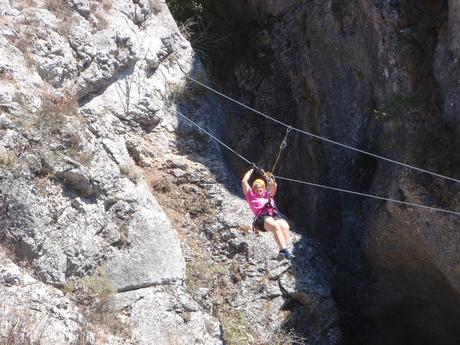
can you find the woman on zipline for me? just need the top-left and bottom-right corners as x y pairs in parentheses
(242, 168), (294, 260)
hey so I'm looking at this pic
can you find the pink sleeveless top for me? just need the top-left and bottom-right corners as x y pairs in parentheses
(245, 189), (276, 217)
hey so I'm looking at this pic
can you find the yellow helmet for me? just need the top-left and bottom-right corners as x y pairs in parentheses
(252, 179), (266, 189)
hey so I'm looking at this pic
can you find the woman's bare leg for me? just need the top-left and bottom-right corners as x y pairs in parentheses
(277, 219), (290, 245)
(264, 217), (287, 250)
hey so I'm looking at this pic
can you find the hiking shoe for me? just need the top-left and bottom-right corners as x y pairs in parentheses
(277, 252), (286, 261)
(279, 249), (295, 260)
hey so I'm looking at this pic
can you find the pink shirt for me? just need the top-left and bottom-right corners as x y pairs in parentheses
(245, 189), (277, 217)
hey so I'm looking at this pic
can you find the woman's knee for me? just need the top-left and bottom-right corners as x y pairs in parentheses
(277, 219), (290, 231)
(264, 218), (281, 232)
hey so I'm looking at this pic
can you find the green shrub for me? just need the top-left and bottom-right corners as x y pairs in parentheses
(170, 79), (205, 103)
(61, 269), (132, 338)
(373, 94), (415, 121)
(166, 0), (204, 23)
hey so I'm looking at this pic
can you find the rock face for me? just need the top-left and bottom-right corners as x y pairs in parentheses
(0, 0), (340, 344)
(0, 251), (130, 345)
(199, 0), (460, 344)
(0, 0), (195, 342)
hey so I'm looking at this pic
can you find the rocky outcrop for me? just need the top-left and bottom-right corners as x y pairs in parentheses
(0, 252), (130, 345)
(112, 285), (222, 345)
(0, 0), (208, 343)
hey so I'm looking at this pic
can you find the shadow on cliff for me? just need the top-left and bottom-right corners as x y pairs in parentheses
(364, 261), (460, 345)
(171, 62), (258, 195)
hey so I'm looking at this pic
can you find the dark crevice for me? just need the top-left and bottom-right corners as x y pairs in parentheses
(117, 278), (179, 293)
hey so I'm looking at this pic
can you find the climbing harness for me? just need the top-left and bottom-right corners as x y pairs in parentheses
(271, 126), (292, 174)
(251, 170), (280, 236)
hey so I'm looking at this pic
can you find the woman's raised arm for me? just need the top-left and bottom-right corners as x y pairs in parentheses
(242, 169), (253, 196)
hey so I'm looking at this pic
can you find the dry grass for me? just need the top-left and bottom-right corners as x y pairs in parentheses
(56, 13), (78, 36)
(61, 267), (116, 308)
(146, 167), (257, 342)
(93, 12), (109, 30)
(75, 151), (93, 166)
(95, 0), (113, 11)
(61, 280), (78, 294)
(62, 132), (93, 166)
(186, 254), (220, 298)
(150, 175), (173, 193)
(2, 312), (119, 345)
(43, 0), (73, 17)
(6, 85), (87, 170)
(10, 0), (75, 36)
(0, 66), (16, 83)
(33, 89), (79, 136)
(170, 79), (205, 104)
(78, 269), (116, 305)
(0, 149), (18, 169)
(6, 3), (76, 68)
(0, 16), (14, 26)
(11, 0), (35, 10)
(219, 308), (252, 345)
(4, 314), (44, 345)
(119, 162), (143, 184)
(175, 17), (230, 59)
(257, 273), (270, 293)
(62, 132), (82, 150)
(12, 26), (36, 68)
(270, 330), (308, 345)
(1, 309), (96, 345)
(60, 267), (132, 338)
(89, 1), (110, 31)
(32, 175), (55, 198)
(111, 222), (130, 249)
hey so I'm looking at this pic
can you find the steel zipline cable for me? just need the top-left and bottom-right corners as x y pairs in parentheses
(182, 73), (460, 185)
(274, 176), (460, 216)
(171, 107), (460, 217)
(173, 108), (253, 165)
